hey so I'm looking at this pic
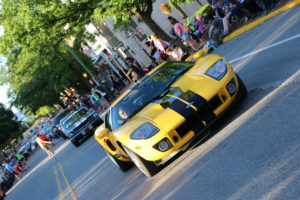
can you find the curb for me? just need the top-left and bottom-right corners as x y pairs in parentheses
(201, 0), (300, 53)
(222, 0), (300, 43)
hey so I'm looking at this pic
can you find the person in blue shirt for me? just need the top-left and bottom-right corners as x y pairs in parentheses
(3, 160), (21, 181)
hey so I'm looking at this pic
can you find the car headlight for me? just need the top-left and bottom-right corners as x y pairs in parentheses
(130, 123), (159, 140)
(93, 113), (98, 118)
(68, 131), (75, 138)
(205, 59), (227, 80)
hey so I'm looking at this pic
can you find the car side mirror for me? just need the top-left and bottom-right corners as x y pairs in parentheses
(94, 126), (109, 139)
(185, 50), (204, 61)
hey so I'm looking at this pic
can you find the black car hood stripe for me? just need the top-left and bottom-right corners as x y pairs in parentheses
(168, 99), (195, 118)
(154, 87), (216, 122)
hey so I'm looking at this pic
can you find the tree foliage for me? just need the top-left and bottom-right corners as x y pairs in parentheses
(0, 0), (173, 114)
(4, 43), (94, 114)
(94, 0), (171, 41)
(0, 0), (99, 113)
(0, 103), (22, 145)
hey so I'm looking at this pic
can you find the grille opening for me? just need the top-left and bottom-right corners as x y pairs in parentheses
(176, 124), (188, 138)
(106, 140), (117, 151)
(185, 112), (200, 129)
(173, 136), (179, 143)
(208, 95), (222, 110)
(221, 95), (226, 101)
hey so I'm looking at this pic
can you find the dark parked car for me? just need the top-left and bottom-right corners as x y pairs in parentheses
(53, 109), (71, 128)
(61, 108), (103, 147)
(53, 109), (72, 138)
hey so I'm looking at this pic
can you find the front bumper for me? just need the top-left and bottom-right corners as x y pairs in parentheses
(70, 118), (103, 144)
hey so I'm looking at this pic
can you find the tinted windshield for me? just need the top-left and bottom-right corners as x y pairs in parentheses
(53, 109), (71, 125)
(62, 109), (88, 130)
(110, 62), (193, 130)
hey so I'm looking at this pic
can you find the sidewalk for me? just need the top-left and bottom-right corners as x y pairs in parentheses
(222, 0), (300, 44)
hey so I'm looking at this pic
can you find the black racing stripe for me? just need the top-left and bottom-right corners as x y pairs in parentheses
(179, 90), (206, 108)
(179, 90), (216, 122)
(168, 99), (195, 119)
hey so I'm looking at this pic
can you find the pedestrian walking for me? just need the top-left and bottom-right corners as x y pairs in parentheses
(36, 133), (54, 157)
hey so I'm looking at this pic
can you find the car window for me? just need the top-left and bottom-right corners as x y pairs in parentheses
(62, 109), (88, 130)
(110, 62), (194, 131)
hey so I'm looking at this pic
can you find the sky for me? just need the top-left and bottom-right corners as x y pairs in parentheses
(0, 26), (8, 106)
(0, 84), (9, 106)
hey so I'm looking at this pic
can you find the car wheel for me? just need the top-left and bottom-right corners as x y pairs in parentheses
(103, 148), (132, 172)
(72, 141), (79, 147)
(123, 146), (160, 177)
(237, 75), (247, 100)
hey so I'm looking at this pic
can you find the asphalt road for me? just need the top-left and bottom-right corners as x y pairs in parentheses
(5, 5), (300, 200)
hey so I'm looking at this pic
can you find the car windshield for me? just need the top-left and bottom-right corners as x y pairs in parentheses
(62, 109), (88, 130)
(110, 62), (194, 130)
(53, 109), (71, 125)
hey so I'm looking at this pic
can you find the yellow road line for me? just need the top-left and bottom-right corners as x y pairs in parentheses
(57, 162), (78, 200)
(53, 166), (65, 200)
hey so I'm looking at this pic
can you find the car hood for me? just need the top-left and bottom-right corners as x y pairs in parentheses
(113, 73), (220, 141)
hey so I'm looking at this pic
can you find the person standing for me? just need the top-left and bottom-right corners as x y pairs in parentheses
(150, 34), (169, 54)
(15, 152), (28, 170)
(168, 16), (201, 51)
(93, 87), (109, 109)
(125, 57), (146, 81)
(36, 134), (54, 158)
(90, 90), (104, 112)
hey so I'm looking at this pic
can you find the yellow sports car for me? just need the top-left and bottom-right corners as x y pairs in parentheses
(94, 52), (247, 177)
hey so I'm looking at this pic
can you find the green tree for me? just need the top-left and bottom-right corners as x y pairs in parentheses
(0, 0), (171, 51)
(0, 103), (22, 145)
(0, 0), (176, 113)
(2, 44), (94, 114)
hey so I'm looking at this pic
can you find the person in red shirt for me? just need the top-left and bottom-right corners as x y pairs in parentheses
(36, 134), (54, 157)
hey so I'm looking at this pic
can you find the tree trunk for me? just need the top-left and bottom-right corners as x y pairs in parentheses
(136, 11), (172, 42)
(169, 0), (187, 18)
(195, 0), (203, 6)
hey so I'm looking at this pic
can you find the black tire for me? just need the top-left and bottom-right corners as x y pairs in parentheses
(103, 149), (132, 172)
(123, 146), (160, 177)
(72, 141), (80, 147)
(236, 75), (247, 100)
